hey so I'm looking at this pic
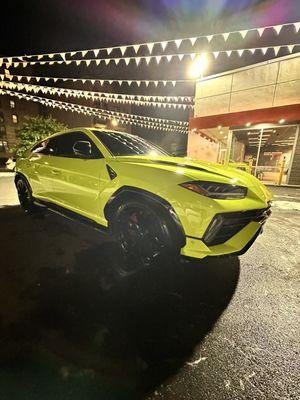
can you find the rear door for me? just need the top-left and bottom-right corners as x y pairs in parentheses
(48, 131), (106, 221)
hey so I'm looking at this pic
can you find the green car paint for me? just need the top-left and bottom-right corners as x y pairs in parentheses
(16, 128), (272, 260)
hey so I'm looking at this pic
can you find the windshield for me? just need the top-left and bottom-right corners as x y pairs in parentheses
(92, 130), (169, 157)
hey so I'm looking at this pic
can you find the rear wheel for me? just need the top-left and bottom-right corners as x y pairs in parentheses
(112, 199), (180, 276)
(16, 177), (37, 214)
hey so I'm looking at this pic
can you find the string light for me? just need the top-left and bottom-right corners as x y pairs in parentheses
(0, 73), (192, 88)
(0, 81), (194, 110)
(0, 88), (189, 133)
(1, 44), (299, 68)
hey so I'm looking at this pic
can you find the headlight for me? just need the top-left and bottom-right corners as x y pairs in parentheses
(179, 181), (247, 199)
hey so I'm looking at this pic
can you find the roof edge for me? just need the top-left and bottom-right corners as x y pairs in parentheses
(196, 51), (300, 83)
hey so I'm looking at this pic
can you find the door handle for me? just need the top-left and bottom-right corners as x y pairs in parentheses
(51, 169), (61, 175)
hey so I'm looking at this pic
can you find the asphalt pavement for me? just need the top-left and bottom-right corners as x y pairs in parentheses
(0, 173), (299, 400)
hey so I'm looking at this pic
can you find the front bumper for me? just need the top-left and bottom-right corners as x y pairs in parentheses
(180, 206), (271, 259)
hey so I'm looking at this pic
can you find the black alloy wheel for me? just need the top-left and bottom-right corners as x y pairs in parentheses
(113, 201), (176, 276)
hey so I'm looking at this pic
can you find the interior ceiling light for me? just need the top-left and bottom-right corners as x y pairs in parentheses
(279, 118), (285, 124)
(245, 122), (251, 127)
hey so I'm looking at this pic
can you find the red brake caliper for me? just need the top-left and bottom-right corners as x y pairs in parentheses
(130, 212), (138, 224)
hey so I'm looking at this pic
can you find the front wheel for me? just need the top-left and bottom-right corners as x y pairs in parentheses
(112, 200), (180, 276)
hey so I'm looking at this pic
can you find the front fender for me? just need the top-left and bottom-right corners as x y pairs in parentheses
(104, 186), (186, 247)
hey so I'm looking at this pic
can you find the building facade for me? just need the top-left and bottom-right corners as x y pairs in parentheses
(0, 95), (40, 160)
(0, 93), (131, 164)
(188, 53), (300, 185)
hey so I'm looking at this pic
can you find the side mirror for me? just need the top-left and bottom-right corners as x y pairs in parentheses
(73, 141), (92, 158)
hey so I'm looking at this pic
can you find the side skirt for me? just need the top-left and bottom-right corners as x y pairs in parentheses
(34, 199), (109, 235)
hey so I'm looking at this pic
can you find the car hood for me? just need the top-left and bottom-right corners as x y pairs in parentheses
(111, 155), (272, 203)
(112, 155), (248, 182)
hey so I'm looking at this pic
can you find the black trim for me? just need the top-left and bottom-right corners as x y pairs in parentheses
(186, 235), (202, 241)
(182, 226), (263, 261)
(105, 186), (176, 218)
(106, 164), (117, 180)
(231, 227), (263, 256)
(203, 207), (271, 246)
(34, 199), (109, 234)
(104, 186), (186, 247)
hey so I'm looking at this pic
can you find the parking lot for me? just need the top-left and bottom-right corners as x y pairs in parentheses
(0, 173), (299, 400)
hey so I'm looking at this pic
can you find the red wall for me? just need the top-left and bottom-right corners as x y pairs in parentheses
(190, 103), (300, 130)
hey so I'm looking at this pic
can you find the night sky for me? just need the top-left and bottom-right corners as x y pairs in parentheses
(2, 0), (300, 56)
(1, 0), (300, 148)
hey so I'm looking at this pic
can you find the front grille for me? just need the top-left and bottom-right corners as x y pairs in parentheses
(203, 207), (271, 246)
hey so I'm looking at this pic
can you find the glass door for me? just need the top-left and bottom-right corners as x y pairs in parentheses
(231, 124), (298, 184)
(256, 125), (298, 184)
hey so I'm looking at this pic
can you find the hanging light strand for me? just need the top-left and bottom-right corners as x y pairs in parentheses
(0, 88), (189, 133)
(0, 73), (193, 87)
(0, 81), (194, 110)
(1, 44), (299, 68)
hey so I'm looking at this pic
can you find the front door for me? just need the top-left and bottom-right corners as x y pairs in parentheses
(47, 131), (105, 221)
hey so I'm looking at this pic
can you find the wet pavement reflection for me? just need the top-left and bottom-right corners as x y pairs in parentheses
(0, 206), (239, 399)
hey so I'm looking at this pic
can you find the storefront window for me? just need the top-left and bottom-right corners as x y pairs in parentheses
(231, 125), (298, 184)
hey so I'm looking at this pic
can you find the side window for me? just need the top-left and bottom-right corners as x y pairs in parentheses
(32, 139), (50, 154)
(49, 132), (103, 158)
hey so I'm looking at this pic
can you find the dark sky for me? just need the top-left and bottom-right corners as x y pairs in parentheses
(1, 0), (300, 148)
(2, 0), (300, 56)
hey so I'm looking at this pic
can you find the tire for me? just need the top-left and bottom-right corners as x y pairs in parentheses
(15, 176), (38, 214)
(111, 199), (180, 276)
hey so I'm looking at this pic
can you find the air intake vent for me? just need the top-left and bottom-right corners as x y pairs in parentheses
(203, 207), (271, 246)
(106, 164), (117, 180)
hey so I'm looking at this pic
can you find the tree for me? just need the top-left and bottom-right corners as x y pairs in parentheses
(12, 115), (67, 157)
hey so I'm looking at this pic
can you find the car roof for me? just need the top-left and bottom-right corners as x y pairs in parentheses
(46, 127), (130, 140)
